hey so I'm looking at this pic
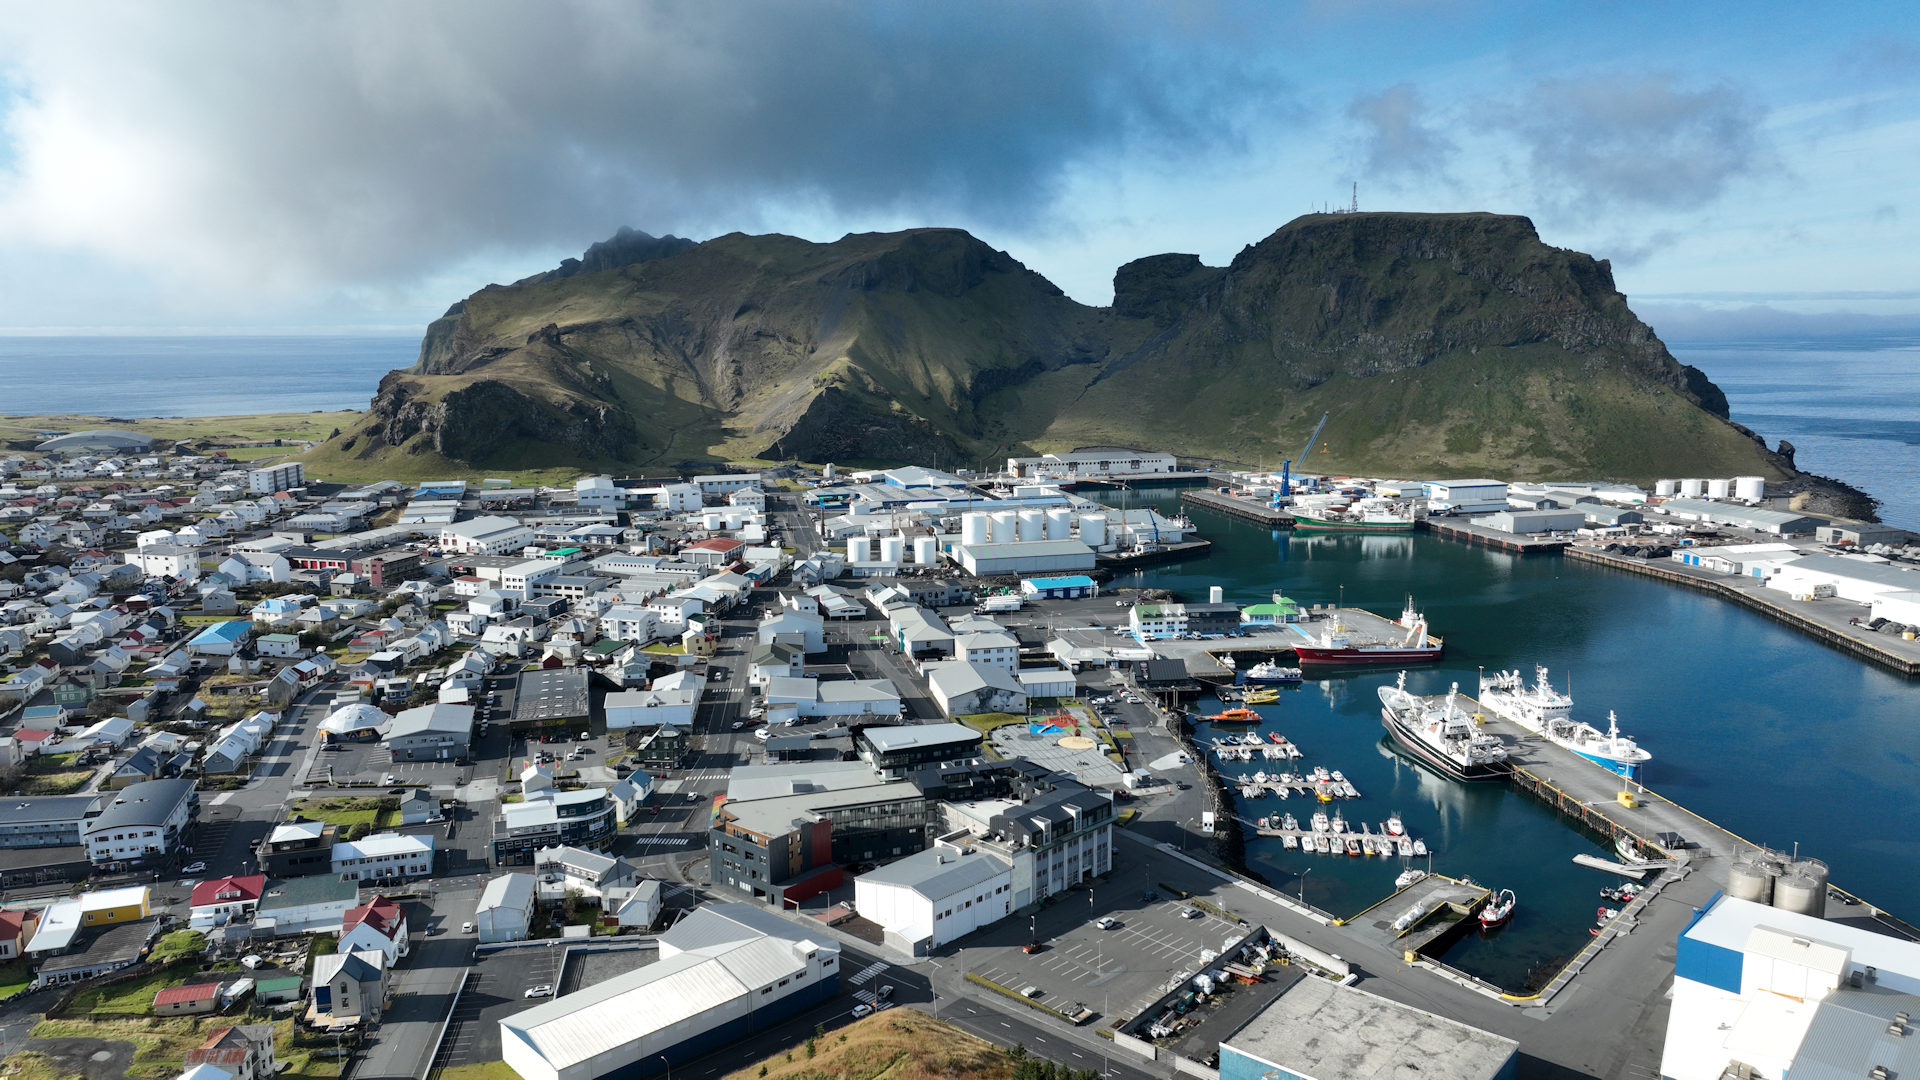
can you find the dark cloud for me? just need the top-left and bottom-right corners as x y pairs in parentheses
(0, 1), (1286, 293)
(1505, 73), (1767, 212)
(1346, 83), (1454, 180)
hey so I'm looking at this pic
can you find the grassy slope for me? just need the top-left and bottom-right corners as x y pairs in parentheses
(722, 1010), (1013, 1080)
(1004, 344), (1784, 483)
(0, 411), (358, 446)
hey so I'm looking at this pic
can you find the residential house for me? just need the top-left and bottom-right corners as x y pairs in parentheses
(183, 1025), (278, 1080)
(189, 875), (266, 929)
(331, 833), (435, 882)
(155, 983), (224, 1016)
(474, 873), (536, 943)
(338, 895), (409, 963)
(309, 949), (387, 1023)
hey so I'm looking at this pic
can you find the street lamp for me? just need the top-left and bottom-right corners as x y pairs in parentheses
(1299, 867), (1312, 906)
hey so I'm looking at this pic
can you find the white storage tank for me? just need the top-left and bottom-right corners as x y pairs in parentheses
(1707, 478), (1732, 499)
(1655, 479), (1679, 497)
(962, 512), (991, 546)
(992, 510), (1020, 543)
(1773, 858), (1829, 918)
(847, 536), (872, 563)
(1045, 507), (1074, 541)
(913, 535), (939, 565)
(1734, 476), (1766, 502)
(1209, 586), (1224, 604)
(1726, 859), (1775, 905)
(1680, 478), (1706, 497)
(879, 534), (906, 564)
(1017, 509), (1045, 542)
(823, 463), (835, 481)
(1079, 513), (1108, 547)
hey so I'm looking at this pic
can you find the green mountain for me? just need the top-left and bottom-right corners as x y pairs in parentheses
(312, 213), (1796, 485)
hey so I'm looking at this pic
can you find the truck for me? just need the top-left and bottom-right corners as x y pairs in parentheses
(975, 594), (1023, 614)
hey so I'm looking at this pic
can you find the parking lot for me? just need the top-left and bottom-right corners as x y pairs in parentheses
(961, 845), (1258, 1027)
(436, 944), (572, 1069)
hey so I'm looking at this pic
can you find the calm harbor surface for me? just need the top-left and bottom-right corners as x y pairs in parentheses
(1118, 488), (1920, 990)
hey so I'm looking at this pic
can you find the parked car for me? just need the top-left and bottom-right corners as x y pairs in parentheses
(852, 1003), (873, 1019)
(1095, 917), (1117, 930)
(1180, 907), (1202, 919)
(524, 985), (553, 998)
(181, 861), (206, 875)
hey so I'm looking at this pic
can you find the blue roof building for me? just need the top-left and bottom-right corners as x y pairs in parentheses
(1019, 575), (1099, 599)
(185, 620), (253, 656)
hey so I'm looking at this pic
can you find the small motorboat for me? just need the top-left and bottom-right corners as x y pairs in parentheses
(1386, 812), (1405, 837)
(1330, 811), (1348, 834)
(1268, 732), (1287, 744)
(1412, 839), (1428, 856)
(1244, 688), (1280, 704)
(1209, 707), (1260, 723)
(1397, 837), (1414, 858)
(1395, 867), (1427, 889)
(1311, 811), (1330, 833)
(1597, 907), (1620, 922)
(1330, 770), (1346, 783)
(1281, 813), (1299, 831)
(1282, 834), (1298, 850)
(1344, 836), (1362, 856)
(1479, 889), (1516, 929)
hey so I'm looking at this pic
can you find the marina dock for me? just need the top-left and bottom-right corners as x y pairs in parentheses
(1419, 515), (1570, 552)
(1345, 874), (1492, 956)
(1179, 488), (1296, 526)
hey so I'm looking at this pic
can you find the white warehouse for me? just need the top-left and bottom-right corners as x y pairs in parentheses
(854, 841), (1014, 955)
(500, 904), (839, 1080)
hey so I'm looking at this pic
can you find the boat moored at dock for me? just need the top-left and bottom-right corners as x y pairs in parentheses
(1293, 599), (1443, 666)
(1479, 664), (1650, 780)
(1379, 673), (1510, 782)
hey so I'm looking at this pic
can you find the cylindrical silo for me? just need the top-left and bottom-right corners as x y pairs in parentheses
(1734, 476), (1766, 502)
(1017, 509), (1044, 542)
(1773, 858), (1828, 918)
(1680, 478), (1706, 497)
(1707, 478), (1732, 499)
(847, 536), (872, 563)
(879, 534), (906, 564)
(1655, 479), (1679, 497)
(992, 510), (1019, 543)
(1045, 507), (1073, 541)
(962, 512), (991, 546)
(1727, 859), (1775, 905)
(913, 536), (938, 565)
(1773, 872), (1826, 918)
(1209, 586), (1224, 604)
(1079, 513), (1108, 547)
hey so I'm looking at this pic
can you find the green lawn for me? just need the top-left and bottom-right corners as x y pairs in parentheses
(289, 797), (400, 829)
(437, 1063), (519, 1080)
(56, 961), (199, 1016)
(0, 959), (32, 998)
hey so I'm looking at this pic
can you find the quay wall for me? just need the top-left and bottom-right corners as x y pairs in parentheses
(1565, 546), (1920, 676)
(1179, 489), (1294, 526)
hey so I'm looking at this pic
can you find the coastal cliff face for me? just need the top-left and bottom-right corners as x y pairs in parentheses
(314, 212), (1797, 483)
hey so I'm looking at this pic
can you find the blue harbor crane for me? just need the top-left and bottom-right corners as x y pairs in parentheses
(1280, 412), (1331, 498)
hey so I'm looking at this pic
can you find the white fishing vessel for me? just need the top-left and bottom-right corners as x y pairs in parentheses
(1378, 673), (1510, 782)
(1480, 665), (1651, 780)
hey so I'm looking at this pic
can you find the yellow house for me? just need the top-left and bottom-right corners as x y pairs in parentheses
(79, 885), (152, 925)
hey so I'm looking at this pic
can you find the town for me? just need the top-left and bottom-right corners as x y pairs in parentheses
(0, 431), (1917, 1080)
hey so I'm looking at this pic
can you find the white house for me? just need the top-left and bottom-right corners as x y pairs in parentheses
(925, 661), (1027, 717)
(757, 610), (824, 653)
(331, 833), (435, 882)
(604, 687), (698, 730)
(953, 630), (1019, 672)
(474, 873), (537, 943)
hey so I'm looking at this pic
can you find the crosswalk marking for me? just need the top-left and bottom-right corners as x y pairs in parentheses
(848, 961), (888, 985)
(630, 835), (693, 848)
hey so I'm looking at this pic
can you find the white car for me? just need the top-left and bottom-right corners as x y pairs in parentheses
(180, 861), (206, 875)
(852, 1003), (873, 1019)
(524, 985), (553, 998)
(1095, 916), (1117, 930)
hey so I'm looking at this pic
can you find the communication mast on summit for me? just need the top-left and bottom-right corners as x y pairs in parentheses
(1350, 182), (1359, 213)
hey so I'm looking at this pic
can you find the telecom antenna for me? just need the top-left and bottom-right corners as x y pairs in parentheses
(1350, 182), (1358, 213)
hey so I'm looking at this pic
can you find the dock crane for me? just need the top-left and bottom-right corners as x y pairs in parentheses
(1280, 412), (1330, 498)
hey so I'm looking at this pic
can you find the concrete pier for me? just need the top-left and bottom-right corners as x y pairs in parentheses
(1419, 515), (1570, 552)
(1179, 488), (1295, 525)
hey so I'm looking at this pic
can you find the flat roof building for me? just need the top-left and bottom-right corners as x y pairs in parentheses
(1219, 975), (1517, 1080)
(512, 668), (591, 732)
(854, 722), (982, 779)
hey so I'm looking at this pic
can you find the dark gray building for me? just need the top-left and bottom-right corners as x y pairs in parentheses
(0, 795), (103, 849)
(512, 667), (591, 736)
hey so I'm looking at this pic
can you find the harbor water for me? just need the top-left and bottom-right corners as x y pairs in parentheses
(1119, 488), (1920, 991)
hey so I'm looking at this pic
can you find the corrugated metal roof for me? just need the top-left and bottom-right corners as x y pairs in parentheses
(505, 939), (811, 1070)
(1787, 986), (1920, 1080)
(858, 846), (1009, 900)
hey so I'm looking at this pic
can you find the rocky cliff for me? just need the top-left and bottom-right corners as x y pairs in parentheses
(312, 212), (1801, 484)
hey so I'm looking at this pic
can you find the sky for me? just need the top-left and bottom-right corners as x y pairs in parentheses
(0, 0), (1915, 339)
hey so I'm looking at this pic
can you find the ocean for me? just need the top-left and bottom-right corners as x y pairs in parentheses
(0, 336), (413, 418)
(1672, 336), (1920, 530)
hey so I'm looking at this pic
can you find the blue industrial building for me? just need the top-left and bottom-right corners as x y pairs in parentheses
(1019, 575), (1099, 600)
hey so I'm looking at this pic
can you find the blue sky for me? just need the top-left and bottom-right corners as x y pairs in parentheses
(0, 0), (1913, 338)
